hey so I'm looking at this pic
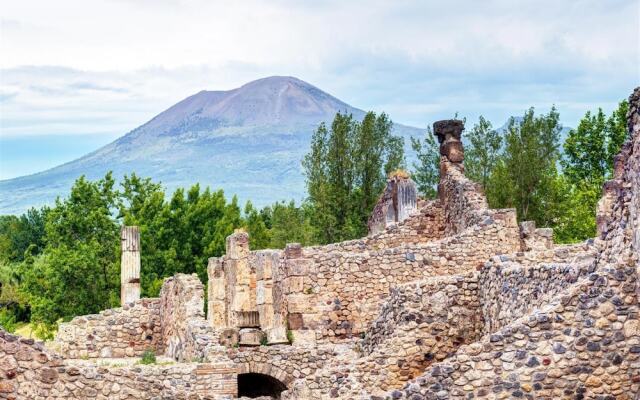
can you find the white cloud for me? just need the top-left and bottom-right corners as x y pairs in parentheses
(0, 0), (638, 138)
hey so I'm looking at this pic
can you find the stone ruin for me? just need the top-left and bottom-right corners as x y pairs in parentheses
(1, 88), (639, 399)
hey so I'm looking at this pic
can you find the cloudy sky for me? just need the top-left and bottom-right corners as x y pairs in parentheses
(1, 0), (638, 179)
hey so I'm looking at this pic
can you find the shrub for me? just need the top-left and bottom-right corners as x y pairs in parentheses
(139, 349), (156, 365)
(286, 330), (294, 344)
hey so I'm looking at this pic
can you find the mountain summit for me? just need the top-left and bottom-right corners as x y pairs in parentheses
(0, 76), (423, 215)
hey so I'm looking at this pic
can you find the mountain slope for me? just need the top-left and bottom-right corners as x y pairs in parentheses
(0, 76), (425, 215)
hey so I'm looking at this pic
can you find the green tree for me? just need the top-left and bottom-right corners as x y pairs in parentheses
(303, 112), (404, 243)
(21, 174), (120, 327)
(243, 201), (271, 250)
(0, 207), (48, 263)
(464, 116), (502, 189)
(562, 109), (608, 185)
(268, 201), (314, 249)
(410, 127), (439, 199)
(605, 100), (630, 171)
(486, 107), (562, 224)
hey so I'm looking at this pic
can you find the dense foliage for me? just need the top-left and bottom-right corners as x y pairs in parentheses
(0, 174), (315, 337)
(303, 111), (404, 243)
(0, 101), (630, 337)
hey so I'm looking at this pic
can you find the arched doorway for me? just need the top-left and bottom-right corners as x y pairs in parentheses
(237, 372), (287, 399)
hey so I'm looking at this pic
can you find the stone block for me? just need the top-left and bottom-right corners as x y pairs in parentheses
(238, 328), (266, 346)
(291, 330), (317, 347)
(286, 293), (313, 314)
(285, 276), (304, 293)
(256, 280), (273, 305)
(287, 313), (304, 330)
(218, 328), (239, 347)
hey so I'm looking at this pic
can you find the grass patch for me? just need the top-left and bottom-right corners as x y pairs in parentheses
(138, 349), (157, 365)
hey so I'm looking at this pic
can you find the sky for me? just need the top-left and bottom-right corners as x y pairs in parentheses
(0, 0), (638, 179)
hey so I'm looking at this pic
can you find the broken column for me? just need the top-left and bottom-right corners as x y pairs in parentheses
(256, 250), (288, 343)
(367, 173), (418, 235)
(283, 243), (318, 346)
(225, 231), (263, 345)
(120, 226), (141, 305)
(434, 120), (465, 203)
(207, 257), (227, 328)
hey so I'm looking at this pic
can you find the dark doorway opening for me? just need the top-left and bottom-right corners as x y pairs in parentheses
(237, 372), (287, 399)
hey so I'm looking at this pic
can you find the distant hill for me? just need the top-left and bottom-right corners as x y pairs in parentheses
(0, 76), (425, 215)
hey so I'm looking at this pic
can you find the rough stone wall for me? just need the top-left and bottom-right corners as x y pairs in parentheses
(53, 298), (161, 359)
(294, 208), (519, 341)
(480, 241), (596, 334)
(0, 330), (237, 400)
(290, 274), (483, 398)
(205, 198), (450, 346)
(160, 273), (209, 361)
(227, 343), (340, 387)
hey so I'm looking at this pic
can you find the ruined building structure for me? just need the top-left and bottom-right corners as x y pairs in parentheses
(1, 88), (639, 399)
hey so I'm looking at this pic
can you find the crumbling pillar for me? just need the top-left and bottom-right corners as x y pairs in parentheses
(256, 250), (288, 343)
(120, 226), (141, 305)
(367, 174), (418, 235)
(207, 257), (227, 328)
(434, 119), (465, 202)
(283, 243), (318, 346)
(225, 231), (254, 328)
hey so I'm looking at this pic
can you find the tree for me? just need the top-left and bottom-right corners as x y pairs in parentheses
(464, 116), (502, 189)
(0, 207), (48, 263)
(268, 201), (314, 249)
(605, 100), (630, 172)
(303, 111), (404, 243)
(21, 174), (120, 327)
(562, 109), (608, 185)
(556, 100), (630, 243)
(486, 107), (562, 224)
(243, 201), (271, 250)
(410, 127), (439, 199)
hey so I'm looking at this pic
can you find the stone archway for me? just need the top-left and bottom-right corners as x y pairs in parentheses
(238, 373), (287, 398)
(236, 362), (292, 399)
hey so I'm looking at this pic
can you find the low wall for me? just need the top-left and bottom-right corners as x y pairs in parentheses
(480, 242), (596, 334)
(0, 329), (237, 400)
(289, 208), (519, 341)
(53, 298), (161, 359)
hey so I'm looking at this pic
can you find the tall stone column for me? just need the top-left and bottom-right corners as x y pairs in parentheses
(120, 226), (141, 305)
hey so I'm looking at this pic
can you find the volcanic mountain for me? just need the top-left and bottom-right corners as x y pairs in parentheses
(0, 76), (425, 214)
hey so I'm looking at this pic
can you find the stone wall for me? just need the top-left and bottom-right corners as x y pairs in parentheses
(368, 174), (418, 236)
(480, 241), (596, 334)
(0, 329), (237, 400)
(160, 273), (211, 361)
(53, 298), (161, 359)
(293, 207), (519, 341)
(289, 274), (483, 398)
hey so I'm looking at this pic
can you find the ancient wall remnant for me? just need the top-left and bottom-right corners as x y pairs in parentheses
(368, 173), (418, 235)
(54, 298), (161, 359)
(0, 330), (237, 400)
(120, 226), (141, 305)
(160, 273), (207, 361)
